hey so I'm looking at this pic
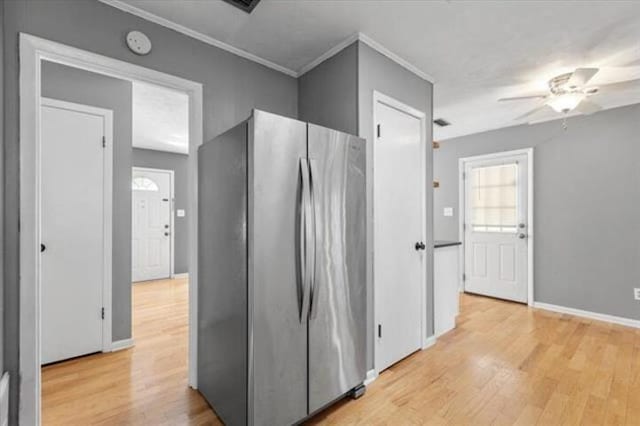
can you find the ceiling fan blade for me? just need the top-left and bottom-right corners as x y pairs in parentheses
(499, 94), (548, 101)
(575, 99), (602, 115)
(567, 68), (599, 88)
(592, 78), (640, 93)
(514, 104), (552, 121)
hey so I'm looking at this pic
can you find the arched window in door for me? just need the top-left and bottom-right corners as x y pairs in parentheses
(132, 176), (159, 191)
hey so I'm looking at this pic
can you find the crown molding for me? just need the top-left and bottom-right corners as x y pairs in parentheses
(358, 33), (435, 83)
(98, 0), (298, 77)
(99, 1), (435, 83)
(297, 33), (360, 76)
(298, 32), (435, 83)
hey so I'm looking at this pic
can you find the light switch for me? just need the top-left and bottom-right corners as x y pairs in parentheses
(443, 207), (454, 217)
(177, 209), (186, 218)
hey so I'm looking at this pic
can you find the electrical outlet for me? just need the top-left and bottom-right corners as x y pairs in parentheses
(635, 288), (640, 301)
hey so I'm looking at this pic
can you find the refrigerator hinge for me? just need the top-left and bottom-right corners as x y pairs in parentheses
(378, 324), (382, 338)
(350, 384), (366, 400)
(101, 307), (105, 320)
(376, 124), (381, 138)
(102, 136), (106, 148)
(462, 273), (466, 282)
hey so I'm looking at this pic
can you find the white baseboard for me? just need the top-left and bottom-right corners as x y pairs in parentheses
(364, 369), (378, 386)
(422, 335), (437, 349)
(172, 272), (189, 279)
(533, 302), (640, 329)
(110, 338), (135, 352)
(366, 335), (436, 387)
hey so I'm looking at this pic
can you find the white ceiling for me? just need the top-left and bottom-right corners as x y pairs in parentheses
(132, 81), (189, 154)
(112, 0), (640, 140)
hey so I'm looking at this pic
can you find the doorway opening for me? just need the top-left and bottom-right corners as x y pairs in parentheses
(19, 34), (204, 425)
(458, 149), (534, 305)
(132, 167), (176, 282)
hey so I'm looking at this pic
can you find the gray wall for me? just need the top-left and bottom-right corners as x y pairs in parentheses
(434, 104), (640, 320)
(298, 42), (358, 135)
(132, 148), (189, 274)
(298, 41), (434, 370)
(357, 41), (435, 366)
(3, 1), (297, 422)
(41, 61), (134, 343)
(0, 0), (4, 375)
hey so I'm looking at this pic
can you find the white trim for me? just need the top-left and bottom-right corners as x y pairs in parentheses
(533, 302), (640, 329)
(298, 33), (360, 76)
(110, 338), (136, 352)
(132, 166), (176, 280)
(372, 91), (428, 376)
(364, 335), (437, 387)
(172, 272), (190, 279)
(422, 335), (437, 349)
(363, 369), (378, 386)
(299, 32), (435, 83)
(19, 33), (203, 426)
(358, 34), (435, 83)
(98, 0), (297, 78)
(98, 0), (435, 83)
(458, 148), (534, 306)
(97, 1), (435, 83)
(97, 1), (435, 82)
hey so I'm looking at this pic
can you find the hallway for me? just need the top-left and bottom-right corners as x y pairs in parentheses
(42, 277), (219, 425)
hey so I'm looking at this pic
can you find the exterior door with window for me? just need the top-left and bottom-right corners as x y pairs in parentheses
(132, 168), (172, 282)
(463, 153), (529, 303)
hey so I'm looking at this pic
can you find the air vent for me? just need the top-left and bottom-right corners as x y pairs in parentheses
(222, 0), (261, 13)
(434, 118), (451, 127)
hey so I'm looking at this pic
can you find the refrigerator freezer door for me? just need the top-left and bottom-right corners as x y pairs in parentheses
(249, 111), (309, 425)
(197, 122), (249, 426)
(307, 124), (367, 414)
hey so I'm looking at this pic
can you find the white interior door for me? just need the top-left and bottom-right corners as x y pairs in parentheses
(132, 168), (172, 282)
(374, 96), (426, 373)
(41, 99), (111, 364)
(463, 154), (529, 303)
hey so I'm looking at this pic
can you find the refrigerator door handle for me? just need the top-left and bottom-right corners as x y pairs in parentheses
(299, 158), (312, 322)
(308, 159), (319, 320)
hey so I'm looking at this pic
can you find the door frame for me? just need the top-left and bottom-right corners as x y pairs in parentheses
(40, 96), (114, 356)
(372, 91), (428, 375)
(19, 33), (204, 425)
(131, 166), (176, 281)
(458, 148), (534, 306)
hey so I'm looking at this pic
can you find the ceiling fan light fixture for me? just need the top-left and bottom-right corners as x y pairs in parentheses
(547, 92), (585, 113)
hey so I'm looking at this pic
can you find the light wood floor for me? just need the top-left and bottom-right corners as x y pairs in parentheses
(42, 277), (219, 425)
(43, 280), (640, 425)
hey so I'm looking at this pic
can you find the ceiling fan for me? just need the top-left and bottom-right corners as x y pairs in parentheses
(499, 67), (640, 121)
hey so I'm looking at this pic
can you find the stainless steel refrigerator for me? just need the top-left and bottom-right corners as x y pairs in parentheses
(198, 110), (367, 426)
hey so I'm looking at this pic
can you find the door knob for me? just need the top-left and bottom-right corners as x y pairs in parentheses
(415, 241), (426, 251)
(518, 233), (526, 239)
(164, 232), (170, 236)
